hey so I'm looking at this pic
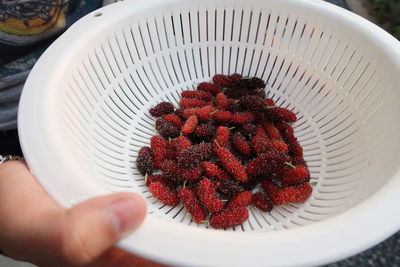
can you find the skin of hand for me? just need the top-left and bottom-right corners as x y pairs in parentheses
(0, 160), (166, 267)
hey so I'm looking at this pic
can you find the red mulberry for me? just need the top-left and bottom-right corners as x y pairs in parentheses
(281, 165), (310, 186)
(179, 98), (208, 108)
(213, 126), (231, 152)
(197, 106), (216, 122)
(174, 135), (192, 154)
(150, 102), (174, 117)
(275, 122), (294, 134)
(180, 167), (203, 181)
(272, 141), (288, 152)
(232, 133), (251, 156)
(181, 90), (213, 101)
(198, 178), (223, 213)
(265, 107), (297, 123)
(262, 121), (281, 140)
(246, 150), (287, 176)
(231, 111), (256, 124)
(136, 146), (153, 175)
(165, 148), (177, 160)
(216, 147), (248, 182)
(200, 161), (219, 177)
(213, 110), (232, 123)
(196, 124), (215, 140)
(210, 206), (249, 229)
(179, 188), (207, 223)
(251, 127), (273, 154)
(181, 115), (198, 136)
(163, 114), (182, 129)
(150, 135), (166, 169)
(226, 190), (253, 209)
(212, 74), (233, 88)
(146, 174), (176, 189)
(215, 168), (231, 180)
(197, 82), (220, 96)
(214, 92), (229, 110)
(262, 180), (312, 205)
(149, 182), (179, 206)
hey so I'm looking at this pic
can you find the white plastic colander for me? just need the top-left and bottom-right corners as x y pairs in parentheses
(18, 0), (400, 266)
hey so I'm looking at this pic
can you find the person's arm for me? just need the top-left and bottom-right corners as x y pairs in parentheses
(0, 160), (162, 267)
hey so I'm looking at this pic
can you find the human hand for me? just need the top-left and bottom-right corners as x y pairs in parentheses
(0, 160), (164, 267)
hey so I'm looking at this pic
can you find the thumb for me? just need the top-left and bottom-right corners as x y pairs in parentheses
(59, 193), (146, 266)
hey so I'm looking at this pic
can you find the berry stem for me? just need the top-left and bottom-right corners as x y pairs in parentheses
(309, 181), (318, 186)
(266, 105), (277, 109)
(285, 162), (297, 169)
(228, 127), (235, 131)
(183, 180), (187, 188)
(241, 77), (252, 80)
(256, 88), (265, 93)
(209, 110), (218, 115)
(144, 173), (148, 185)
(168, 137), (172, 145)
(214, 140), (221, 148)
(235, 99), (240, 104)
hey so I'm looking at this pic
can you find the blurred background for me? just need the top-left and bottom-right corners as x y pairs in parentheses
(0, 0), (399, 266)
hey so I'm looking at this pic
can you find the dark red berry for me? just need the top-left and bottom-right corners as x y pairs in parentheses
(196, 124), (216, 140)
(177, 142), (212, 168)
(232, 133), (251, 156)
(246, 150), (287, 176)
(239, 95), (267, 112)
(155, 119), (180, 138)
(150, 102), (174, 117)
(253, 192), (273, 212)
(136, 146), (153, 176)
(197, 82), (220, 96)
(265, 107), (297, 123)
(239, 123), (256, 139)
(215, 179), (244, 197)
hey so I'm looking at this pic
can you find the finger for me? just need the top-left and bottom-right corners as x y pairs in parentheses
(59, 192), (146, 266)
(0, 161), (147, 267)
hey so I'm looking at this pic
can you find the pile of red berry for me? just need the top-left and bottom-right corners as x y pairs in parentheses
(136, 74), (313, 229)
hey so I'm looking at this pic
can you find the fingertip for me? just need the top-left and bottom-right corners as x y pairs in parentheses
(107, 193), (147, 236)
